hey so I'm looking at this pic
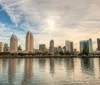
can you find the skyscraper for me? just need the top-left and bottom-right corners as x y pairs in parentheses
(80, 38), (93, 53)
(88, 38), (93, 53)
(0, 42), (4, 52)
(97, 38), (100, 51)
(4, 43), (9, 52)
(39, 44), (46, 52)
(10, 34), (18, 52)
(49, 39), (54, 53)
(70, 42), (73, 53)
(26, 31), (34, 52)
(65, 40), (73, 53)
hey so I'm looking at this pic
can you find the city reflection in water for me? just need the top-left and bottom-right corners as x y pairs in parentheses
(0, 58), (100, 85)
(64, 58), (74, 80)
(0, 59), (2, 72)
(8, 58), (16, 84)
(81, 58), (94, 71)
(39, 58), (46, 70)
(21, 58), (33, 85)
(49, 58), (55, 76)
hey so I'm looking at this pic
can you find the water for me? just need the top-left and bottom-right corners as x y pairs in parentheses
(0, 58), (100, 85)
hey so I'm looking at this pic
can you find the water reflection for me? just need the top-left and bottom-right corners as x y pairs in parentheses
(81, 58), (94, 71)
(39, 58), (46, 70)
(94, 58), (100, 79)
(0, 59), (2, 72)
(2, 59), (8, 72)
(64, 58), (74, 70)
(49, 58), (55, 76)
(74, 58), (82, 80)
(8, 58), (16, 84)
(0, 58), (100, 85)
(64, 58), (74, 80)
(21, 58), (33, 85)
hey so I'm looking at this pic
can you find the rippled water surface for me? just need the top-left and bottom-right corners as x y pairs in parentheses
(0, 58), (100, 85)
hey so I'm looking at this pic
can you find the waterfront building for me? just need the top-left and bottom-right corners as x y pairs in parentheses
(0, 42), (4, 52)
(65, 40), (73, 53)
(4, 43), (9, 52)
(10, 34), (18, 52)
(70, 42), (73, 53)
(26, 31), (34, 52)
(54, 47), (58, 52)
(97, 38), (100, 51)
(73, 49), (77, 53)
(49, 39), (54, 54)
(80, 38), (93, 53)
(39, 44), (46, 52)
(63, 46), (66, 53)
(34, 49), (41, 53)
(57, 46), (62, 53)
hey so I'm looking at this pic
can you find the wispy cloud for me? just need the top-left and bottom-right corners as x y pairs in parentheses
(0, 0), (100, 50)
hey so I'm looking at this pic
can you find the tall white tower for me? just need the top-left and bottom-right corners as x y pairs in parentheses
(26, 31), (34, 52)
(10, 34), (18, 52)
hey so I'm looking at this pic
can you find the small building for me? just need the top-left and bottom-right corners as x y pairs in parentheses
(39, 44), (46, 52)
(4, 43), (9, 52)
(0, 42), (4, 52)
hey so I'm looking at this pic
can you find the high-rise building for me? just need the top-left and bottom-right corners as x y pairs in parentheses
(80, 38), (93, 53)
(97, 38), (100, 51)
(70, 42), (73, 53)
(10, 34), (18, 52)
(26, 31), (34, 52)
(49, 39), (54, 53)
(39, 44), (46, 52)
(65, 40), (73, 53)
(4, 43), (9, 52)
(0, 42), (4, 52)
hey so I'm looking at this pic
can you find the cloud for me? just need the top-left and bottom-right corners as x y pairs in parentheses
(0, 23), (25, 49)
(0, 0), (100, 51)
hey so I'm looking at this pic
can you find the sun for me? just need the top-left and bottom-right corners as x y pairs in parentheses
(47, 19), (55, 31)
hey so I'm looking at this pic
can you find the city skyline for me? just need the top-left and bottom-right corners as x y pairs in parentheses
(0, 32), (100, 51)
(0, 0), (100, 51)
(0, 0), (100, 85)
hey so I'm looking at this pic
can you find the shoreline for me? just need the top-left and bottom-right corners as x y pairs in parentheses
(0, 55), (100, 58)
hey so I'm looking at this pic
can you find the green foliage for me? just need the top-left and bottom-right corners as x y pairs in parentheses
(65, 51), (71, 55)
(54, 51), (59, 55)
(59, 51), (64, 55)
(42, 52), (49, 55)
(0, 52), (11, 55)
(18, 45), (22, 51)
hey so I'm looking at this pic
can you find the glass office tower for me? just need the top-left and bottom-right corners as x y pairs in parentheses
(80, 38), (93, 53)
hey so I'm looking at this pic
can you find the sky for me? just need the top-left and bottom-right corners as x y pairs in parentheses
(0, 0), (100, 51)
